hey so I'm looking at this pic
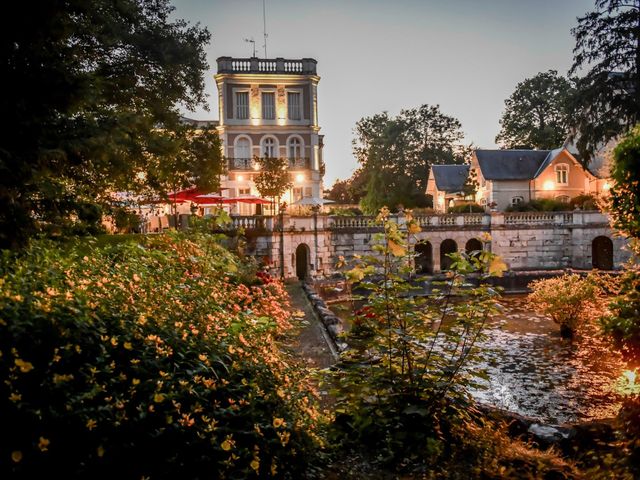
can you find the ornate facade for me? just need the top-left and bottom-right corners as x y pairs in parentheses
(214, 57), (324, 214)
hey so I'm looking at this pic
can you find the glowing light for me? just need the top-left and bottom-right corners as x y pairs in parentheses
(617, 369), (640, 395)
(603, 182), (610, 191)
(295, 173), (305, 183)
(237, 175), (244, 181)
(252, 162), (260, 171)
(543, 180), (555, 191)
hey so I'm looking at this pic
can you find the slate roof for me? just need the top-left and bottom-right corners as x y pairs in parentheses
(475, 150), (551, 181)
(430, 164), (470, 193)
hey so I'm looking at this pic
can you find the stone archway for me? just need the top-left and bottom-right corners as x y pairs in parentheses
(465, 238), (483, 256)
(592, 236), (613, 270)
(415, 241), (433, 274)
(440, 239), (458, 271)
(295, 243), (311, 280)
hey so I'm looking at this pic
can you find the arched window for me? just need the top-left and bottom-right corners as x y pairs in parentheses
(555, 164), (569, 185)
(262, 137), (277, 158)
(511, 196), (524, 206)
(235, 137), (251, 159)
(555, 195), (570, 203)
(288, 137), (302, 159)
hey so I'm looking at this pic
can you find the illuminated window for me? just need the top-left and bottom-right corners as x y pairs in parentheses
(287, 92), (301, 120)
(235, 92), (249, 119)
(262, 92), (275, 120)
(235, 137), (251, 159)
(262, 137), (277, 158)
(239, 187), (251, 195)
(288, 137), (302, 159)
(555, 164), (569, 185)
(511, 196), (524, 206)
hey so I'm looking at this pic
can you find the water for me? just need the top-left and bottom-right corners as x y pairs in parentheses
(328, 294), (627, 425)
(471, 295), (625, 424)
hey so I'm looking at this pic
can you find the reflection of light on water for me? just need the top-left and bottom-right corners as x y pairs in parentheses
(467, 295), (626, 424)
(618, 369), (640, 395)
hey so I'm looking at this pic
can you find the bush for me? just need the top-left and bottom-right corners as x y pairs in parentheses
(332, 208), (504, 467)
(506, 198), (569, 212)
(0, 233), (323, 479)
(447, 203), (485, 213)
(328, 207), (361, 216)
(570, 193), (600, 211)
(528, 273), (602, 339)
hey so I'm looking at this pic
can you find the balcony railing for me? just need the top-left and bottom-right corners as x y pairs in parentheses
(217, 57), (317, 75)
(227, 157), (312, 171)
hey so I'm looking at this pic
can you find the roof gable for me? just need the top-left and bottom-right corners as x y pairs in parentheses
(430, 164), (469, 193)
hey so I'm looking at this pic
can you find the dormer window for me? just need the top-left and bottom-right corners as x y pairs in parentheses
(555, 164), (569, 185)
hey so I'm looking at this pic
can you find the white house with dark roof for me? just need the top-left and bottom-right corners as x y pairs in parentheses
(470, 147), (602, 211)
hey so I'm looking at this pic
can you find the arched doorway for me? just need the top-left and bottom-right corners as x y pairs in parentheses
(415, 241), (433, 274)
(465, 238), (483, 256)
(295, 243), (311, 280)
(440, 239), (457, 271)
(592, 236), (613, 270)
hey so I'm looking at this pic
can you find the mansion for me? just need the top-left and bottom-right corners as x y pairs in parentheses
(213, 56), (324, 215)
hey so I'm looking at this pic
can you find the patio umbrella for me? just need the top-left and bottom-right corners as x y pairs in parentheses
(291, 197), (335, 206)
(224, 195), (270, 205)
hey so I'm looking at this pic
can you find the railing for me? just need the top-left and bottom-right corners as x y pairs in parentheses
(503, 212), (573, 225)
(231, 215), (272, 231)
(217, 57), (317, 75)
(329, 216), (378, 229)
(227, 157), (312, 171)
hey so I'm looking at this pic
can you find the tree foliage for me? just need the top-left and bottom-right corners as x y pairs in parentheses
(495, 70), (574, 149)
(253, 157), (292, 207)
(610, 124), (640, 238)
(0, 0), (219, 248)
(352, 105), (470, 214)
(568, 0), (640, 160)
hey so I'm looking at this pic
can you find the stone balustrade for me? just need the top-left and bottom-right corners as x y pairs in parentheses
(216, 57), (317, 75)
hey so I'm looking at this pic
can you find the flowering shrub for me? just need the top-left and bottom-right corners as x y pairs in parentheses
(0, 233), (323, 479)
(528, 273), (603, 339)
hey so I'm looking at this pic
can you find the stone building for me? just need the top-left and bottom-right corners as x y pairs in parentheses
(214, 57), (324, 215)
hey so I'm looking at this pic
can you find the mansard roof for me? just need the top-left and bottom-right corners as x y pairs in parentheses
(475, 149), (551, 180)
(431, 164), (469, 193)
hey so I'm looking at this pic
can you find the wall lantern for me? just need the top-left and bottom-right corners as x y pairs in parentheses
(543, 180), (554, 191)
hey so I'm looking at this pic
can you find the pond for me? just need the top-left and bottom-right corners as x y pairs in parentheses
(328, 294), (627, 425)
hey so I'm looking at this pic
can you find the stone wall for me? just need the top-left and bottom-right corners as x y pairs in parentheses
(237, 211), (631, 279)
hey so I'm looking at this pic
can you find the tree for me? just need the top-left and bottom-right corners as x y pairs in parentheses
(353, 105), (469, 213)
(495, 70), (574, 149)
(254, 156), (292, 213)
(568, 0), (640, 161)
(0, 0), (214, 248)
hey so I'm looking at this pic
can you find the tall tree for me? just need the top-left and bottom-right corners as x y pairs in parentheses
(569, 0), (640, 160)
(0, 0), (216, 248)
(353, 105), (469, 213)
(495, 70), (574, 149)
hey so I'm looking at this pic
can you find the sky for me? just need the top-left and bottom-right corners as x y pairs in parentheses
(171, 0), (595, 185)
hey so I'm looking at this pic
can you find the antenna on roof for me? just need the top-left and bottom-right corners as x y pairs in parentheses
(244, 37), (256, 57)
(262, 0), (268, 58)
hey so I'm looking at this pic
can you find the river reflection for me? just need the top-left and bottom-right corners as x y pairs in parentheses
(470, 294), (625, 424)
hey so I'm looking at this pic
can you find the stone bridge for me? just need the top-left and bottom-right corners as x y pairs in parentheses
(223, 211), (629, 279)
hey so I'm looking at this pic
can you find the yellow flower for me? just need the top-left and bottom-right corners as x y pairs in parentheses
(97, 445), (105, 458)
(15, 358), (33, 373)
(11, 450), (22, 463)
(221, 435), (234, 451)
(86, 419), (97, 430)
(38, 437), (50, 452)
(123, 342), (133, 350)
(272, 417), (285, 428)
(132, 378), (140, 385)
(9, 392), (21, 402)
(153, 393), (165, 403)
(250, 458), (260, 472)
